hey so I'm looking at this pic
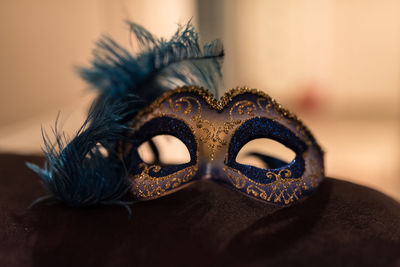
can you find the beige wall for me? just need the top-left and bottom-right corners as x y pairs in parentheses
(0, 0), (100, 126)
(1, 0), (399, 126)
(220, 0), (400, 117)
(0, 0), (196, 128)
(332, 0), (400, 117)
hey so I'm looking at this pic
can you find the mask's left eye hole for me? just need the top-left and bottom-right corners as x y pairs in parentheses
(236, 138), (296, 169)
(138, 135), (191, 165)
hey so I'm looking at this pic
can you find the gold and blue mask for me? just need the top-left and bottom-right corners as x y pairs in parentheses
(27, 22), (324, 210)
(125, 86), (324, 205)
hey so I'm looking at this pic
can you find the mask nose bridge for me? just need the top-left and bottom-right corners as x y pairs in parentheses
(195, 125), (230, 181)
(186, 97), (233, 181)
(196, 162), (213, 180)
(196, 161), (226, 181)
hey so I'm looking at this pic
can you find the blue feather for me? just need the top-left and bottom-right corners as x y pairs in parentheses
(78, 21), (224, 101)
(26, 98), (136, 208)
(27, 21), (224, 209)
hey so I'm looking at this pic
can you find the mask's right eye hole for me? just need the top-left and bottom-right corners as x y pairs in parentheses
(236, 138), (296, 169)
(138, 135), (191, 165)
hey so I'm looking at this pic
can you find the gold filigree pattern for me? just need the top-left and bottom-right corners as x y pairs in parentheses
(226, 171), (246, 189)
(133, 86), (323, 153)
(168, 96), (201, 117)
(229, 100), (257, 121)
(132, 163), (197, 199)
(166, 95), (259, 160)
(223, 166), (317, 205)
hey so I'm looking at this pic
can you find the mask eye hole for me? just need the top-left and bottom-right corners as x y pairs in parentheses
(138, 134), (191, 165)
(236, 138), (296, 169)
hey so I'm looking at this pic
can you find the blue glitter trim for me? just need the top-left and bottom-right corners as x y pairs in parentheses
(126, 116), (197, 177)
(226, 117), (306, 184)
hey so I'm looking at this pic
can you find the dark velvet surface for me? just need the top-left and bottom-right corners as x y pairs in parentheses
(0, 153), (399, 267)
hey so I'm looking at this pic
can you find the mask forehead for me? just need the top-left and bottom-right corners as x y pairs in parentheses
(133, 86), (315, 158)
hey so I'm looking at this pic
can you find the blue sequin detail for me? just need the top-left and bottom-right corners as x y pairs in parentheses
(226, 117), (306, 184)
(126, 116), (197, 177)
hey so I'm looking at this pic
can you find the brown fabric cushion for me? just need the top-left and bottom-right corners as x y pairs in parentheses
(0, 153), (399, 267)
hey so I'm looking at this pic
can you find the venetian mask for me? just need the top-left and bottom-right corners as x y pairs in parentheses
(123, 86), (324, 205)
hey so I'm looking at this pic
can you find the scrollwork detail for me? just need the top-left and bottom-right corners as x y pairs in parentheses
(132, 163), (197, 199)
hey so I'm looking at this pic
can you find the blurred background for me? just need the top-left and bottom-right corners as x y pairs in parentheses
(0, 0), (399, 200)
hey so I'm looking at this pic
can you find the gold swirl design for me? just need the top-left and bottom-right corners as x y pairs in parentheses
(257, 97), (293, 125)
(132, 163), (197, 199)
(167, 97), (257, 160)
(168, 96), (202, 117)
(195, 100), (258, 159)
(224, 166), (311, 205)
(167, 95), (235, 160)
(196, 118), (222, 160)
(256, 97), (273, 112)
(229, 100), (257, 121)
(266, 169), (292, 180)
(246, 185), (269, 201)
(133, 86), (323, 155)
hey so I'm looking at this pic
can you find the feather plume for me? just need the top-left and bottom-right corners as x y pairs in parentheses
(26, 98), (137, 209)
(78, 21), (224, 103)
